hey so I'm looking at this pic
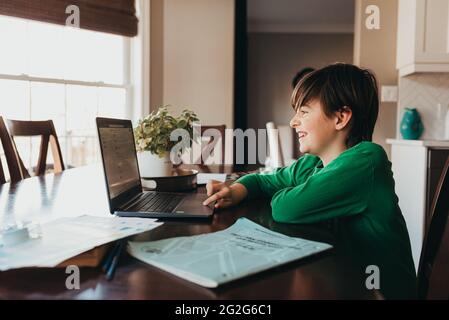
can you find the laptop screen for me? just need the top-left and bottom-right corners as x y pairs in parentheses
(97, 121), (141, 200)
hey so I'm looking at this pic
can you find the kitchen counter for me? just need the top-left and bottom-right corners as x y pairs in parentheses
(387, 138), (449, 269)
(386, 139), (449, 148)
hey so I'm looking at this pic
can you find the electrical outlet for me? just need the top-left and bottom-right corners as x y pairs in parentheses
(381, 86), (398, 102)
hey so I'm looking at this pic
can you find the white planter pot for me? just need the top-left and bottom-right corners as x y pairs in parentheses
(137, 151), (173, 178)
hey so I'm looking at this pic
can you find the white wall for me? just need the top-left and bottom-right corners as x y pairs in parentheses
(398, 74), (449, 140)
(150, 0), (164, 111)
(353, 0), (398, 158)
(162, 0), (235, 130)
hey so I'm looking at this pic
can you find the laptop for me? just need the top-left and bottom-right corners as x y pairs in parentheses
(96, 117), (214, 219)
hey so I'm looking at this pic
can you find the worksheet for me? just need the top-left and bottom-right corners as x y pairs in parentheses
(128, 218), (332, 288)
(0, 216), (162, 271)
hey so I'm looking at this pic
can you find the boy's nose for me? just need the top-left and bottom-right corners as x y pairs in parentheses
(290, 115), (300, 129)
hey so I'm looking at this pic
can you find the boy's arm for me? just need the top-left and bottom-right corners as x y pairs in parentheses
(271, 156), (372, 224)
(235, 155), (321, 199)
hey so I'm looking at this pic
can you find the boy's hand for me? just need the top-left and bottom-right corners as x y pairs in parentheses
(202, 180), (248, 209)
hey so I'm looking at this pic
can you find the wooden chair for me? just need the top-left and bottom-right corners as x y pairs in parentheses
(0, 116), (22, 184)
(200, 125), (226, 173)
(6, 119), (65, 179)
(266, 122), (297, 168)
(0, 153), (4, 185)
(181, 125), (226, 173)
(418, 156), (449, 299)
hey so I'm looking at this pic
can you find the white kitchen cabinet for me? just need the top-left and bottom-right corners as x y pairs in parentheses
(397, 0), (449, 76)
(387, 139), (449, 271)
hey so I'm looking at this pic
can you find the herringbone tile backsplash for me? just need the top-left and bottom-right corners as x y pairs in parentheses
(398, 73), (449, 140)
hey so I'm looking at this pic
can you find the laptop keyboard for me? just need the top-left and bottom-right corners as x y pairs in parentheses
(127, 192), (185, 213)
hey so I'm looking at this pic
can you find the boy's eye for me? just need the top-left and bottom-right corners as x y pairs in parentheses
(300, 110), (308, 116)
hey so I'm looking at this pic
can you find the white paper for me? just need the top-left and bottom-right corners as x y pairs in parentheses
(0, 216), (162, 271)
(197, 173), (227, 185)
(128, 218), (332, 288)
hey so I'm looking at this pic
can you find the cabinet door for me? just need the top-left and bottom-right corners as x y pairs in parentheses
(416, 0), (449, 63)
(426, 148), (449, 230)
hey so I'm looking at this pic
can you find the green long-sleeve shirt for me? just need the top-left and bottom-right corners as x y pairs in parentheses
(236, 142), (417, 299)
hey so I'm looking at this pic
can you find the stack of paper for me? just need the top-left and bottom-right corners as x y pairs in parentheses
(128, 218), (332, 288)
(0, 216), (162, 271)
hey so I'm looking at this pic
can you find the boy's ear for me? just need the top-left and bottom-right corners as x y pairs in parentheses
(334, 106), (352, 131)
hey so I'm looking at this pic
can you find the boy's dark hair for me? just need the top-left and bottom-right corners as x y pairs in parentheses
(291, 63), (379, 148)
(291, 67), (315, 89)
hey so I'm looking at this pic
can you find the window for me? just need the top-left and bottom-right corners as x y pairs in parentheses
(0, 15), (131, 176)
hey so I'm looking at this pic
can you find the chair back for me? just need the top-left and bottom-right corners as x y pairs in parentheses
(266, 122), (285, 168)
(418, 156), (449, 299)
(266, 122), (297, 168)
(199, 125), (226, 172)
(7, 119), (65, 178)
(0, 116), (22, 183)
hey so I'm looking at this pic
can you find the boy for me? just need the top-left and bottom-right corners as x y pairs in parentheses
(203, 63), (417, 299)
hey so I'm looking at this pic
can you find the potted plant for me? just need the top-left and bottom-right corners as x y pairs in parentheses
(134, 106), (199, 177)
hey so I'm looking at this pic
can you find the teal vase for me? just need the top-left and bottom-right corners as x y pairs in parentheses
(400, 108), (424, 140)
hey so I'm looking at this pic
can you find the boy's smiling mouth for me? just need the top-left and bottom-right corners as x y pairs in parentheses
(296, 131), (307, 139)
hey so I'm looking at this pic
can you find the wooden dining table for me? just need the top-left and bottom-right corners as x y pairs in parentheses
(0, 165), (379, 299)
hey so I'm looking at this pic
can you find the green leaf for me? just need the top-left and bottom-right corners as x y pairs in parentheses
(134, 106), (200, 156)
